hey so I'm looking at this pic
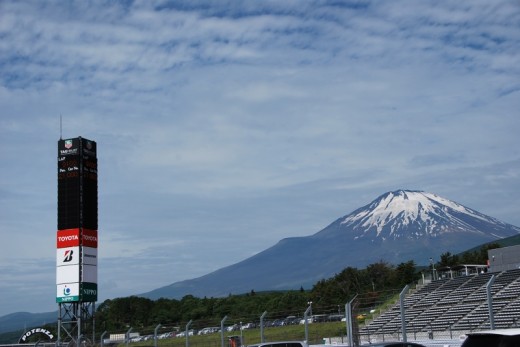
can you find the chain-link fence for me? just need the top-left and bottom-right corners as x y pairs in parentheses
(87, 291), (400, 347)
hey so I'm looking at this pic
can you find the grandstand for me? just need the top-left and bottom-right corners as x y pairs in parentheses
(359, 268), (520, 339)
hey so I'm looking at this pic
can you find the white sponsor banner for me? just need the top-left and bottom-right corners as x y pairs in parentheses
(82, 264), (97, 283)
(56, 247), (80, 266)
(56, 265), (80, 284)
(56, 282), (79, 299)
(82, 247), (97, 266)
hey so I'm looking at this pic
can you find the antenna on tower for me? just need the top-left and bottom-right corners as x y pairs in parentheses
(60, 115), (63, 140)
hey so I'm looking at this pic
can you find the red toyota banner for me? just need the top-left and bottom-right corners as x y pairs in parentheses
(57, 229), (80, 248)
(82, 229), (98, 248)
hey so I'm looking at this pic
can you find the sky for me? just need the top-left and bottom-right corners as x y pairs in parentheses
(0, 0), (519, 317)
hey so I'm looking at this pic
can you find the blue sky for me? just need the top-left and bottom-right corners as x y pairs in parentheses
(0, 0), (519, 316)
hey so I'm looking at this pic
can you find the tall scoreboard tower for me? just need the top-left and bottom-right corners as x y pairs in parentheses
(57, 137), (98, 346)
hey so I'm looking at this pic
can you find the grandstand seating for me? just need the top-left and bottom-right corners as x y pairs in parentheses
(359, 268), (520, 336)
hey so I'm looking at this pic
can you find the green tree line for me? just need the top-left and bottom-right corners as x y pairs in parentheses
(95, 260), (420, 332)
(94, 244), (498, 333)
(437, 243), (500, 268)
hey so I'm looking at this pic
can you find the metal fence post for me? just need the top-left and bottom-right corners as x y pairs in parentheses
(400, 285), (410, 342)
(221, 316), (228, 347)
(125, 327), (133, 347)
(304, 305), (312, 343)
(486, 275), (496, 330)
(154, 324), (162, 347)
(346, 294), (358, 347)
(185, 320), (193, 347)
(345, 303), (350, 344)
(260, 311), (267, 343)
(240, 322), (243, 346)
(100, 330), (107, 347)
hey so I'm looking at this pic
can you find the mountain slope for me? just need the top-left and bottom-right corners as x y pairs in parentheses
(0, 311), (57, 334)
(142, 190), (520, 299)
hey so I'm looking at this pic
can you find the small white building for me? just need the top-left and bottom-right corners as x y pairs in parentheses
(488, 244), (520, 272)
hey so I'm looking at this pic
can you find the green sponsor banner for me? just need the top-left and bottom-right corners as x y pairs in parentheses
(57, 295), (80, 303)
(80, 282), (97, 302)
(56, 283), (80, 303)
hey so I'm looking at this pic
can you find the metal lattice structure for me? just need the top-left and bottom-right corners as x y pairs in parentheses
(57, 302), (96, 346)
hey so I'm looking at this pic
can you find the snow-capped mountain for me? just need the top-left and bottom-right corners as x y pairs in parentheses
(142, 190), (520, 300)
(333, 190), (517, 240)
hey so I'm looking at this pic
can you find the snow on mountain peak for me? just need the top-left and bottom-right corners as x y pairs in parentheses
(339, 189), (510, 240)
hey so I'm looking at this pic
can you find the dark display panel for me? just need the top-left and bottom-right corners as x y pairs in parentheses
(81, 138), (97, 230)
(57, 138), (97, 230)
(82, 156), (98, 230)
(58, 139), (81, 230)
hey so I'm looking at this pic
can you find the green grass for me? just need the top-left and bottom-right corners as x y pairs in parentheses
(128, 322), (349, 347)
